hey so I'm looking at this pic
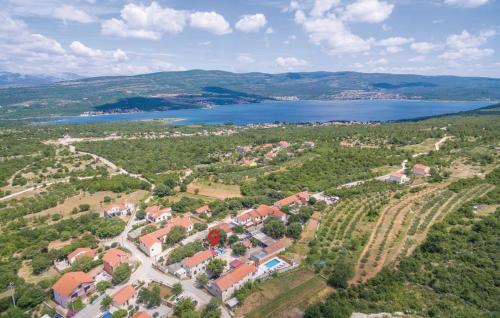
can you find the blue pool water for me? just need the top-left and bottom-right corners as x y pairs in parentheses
(100, 312), (112, 318)
(264, 258), (280, 269)
(38, 100), (492, 125)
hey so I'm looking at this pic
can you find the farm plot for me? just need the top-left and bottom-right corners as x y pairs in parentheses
(309, 193), (389, 275)
(352, 183), (495, 283)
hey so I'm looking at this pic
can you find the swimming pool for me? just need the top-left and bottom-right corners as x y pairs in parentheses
(100, 312), (112, 318)
(264, 258), (280, 269)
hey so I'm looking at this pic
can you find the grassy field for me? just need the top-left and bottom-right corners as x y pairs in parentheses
(187, 180), (241, 199)
(236, 268), (330, 318)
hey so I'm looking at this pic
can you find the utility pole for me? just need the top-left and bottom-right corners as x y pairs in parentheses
(8, 282), (15, 306)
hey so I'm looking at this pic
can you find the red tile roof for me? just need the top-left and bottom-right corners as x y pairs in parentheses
(139, 227), (169, 248)
(52, 271), (94, 297)
(214, 263), (256, 291)
(112, 285), (136, 306)
(146, 206), (171, 219)
(103, 248), (129, 268)
(264, 239), (289, 254)
(132, 312), (151, 318)
(213, 222), (232, 234)
(275, 192), (309, 207)
(67, 247), (95, 262)
(183, 250), (215, 268)
(230, 259), (243, 268)
(414, 163), (430, 169)
(196, 205), (211, 214)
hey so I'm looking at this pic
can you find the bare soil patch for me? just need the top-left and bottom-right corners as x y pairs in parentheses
(187, 181), (241, 199)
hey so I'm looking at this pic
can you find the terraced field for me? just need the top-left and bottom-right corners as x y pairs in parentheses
(351, 183), (495, 283)
(310, 193), (389, 274)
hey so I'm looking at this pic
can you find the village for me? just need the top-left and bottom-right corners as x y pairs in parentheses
(45, 144), (432, 318)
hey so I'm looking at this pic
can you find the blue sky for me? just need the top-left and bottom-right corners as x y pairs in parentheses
(0, 0), (499, 77)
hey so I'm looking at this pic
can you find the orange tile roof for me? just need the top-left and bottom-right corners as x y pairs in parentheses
(275, 192), (309, 207)
(264, 239), (288, 254)
(103, 248), (129, 267)
(213, 223), (232, 233)
(165, 215), (193, 232)
(214, 263), (256, 291)
(390, 171), (405, 177)
(139, 227), (169, 248)
(132, 312), (151, 318)
(183, 250), (215, 268)
(146, 206), (171, 219)
(112, 285), (136, 306)
(67, 247), (95, 262)
(414, 163), (430, 169)
(196, 205), (211, 214)
(52, 271), (94, 297)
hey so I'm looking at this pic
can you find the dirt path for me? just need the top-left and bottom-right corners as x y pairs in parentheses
(351, 187), (438, 283)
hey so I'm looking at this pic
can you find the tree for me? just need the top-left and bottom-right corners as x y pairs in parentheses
(197, 273), (209, 287)
(228, 234), (238, 245)
(328, 258), (353, 289)
(79, 204), (90, 212)
(232, 242), (246, 256)
(263, 217), (286, 239)
(31, 254), (51, 274)
(112, 309), (128, 318)
(103, 196), (112, 203)
(286, 222), (302, 239)
(218, 229), (227, 246)
(96, 280), (112, 293)
(167, 226), (187, 245)
(112, 264), (132, 284)
(101, 295), (112, 310)
(154, 184), (175, 197)
(206, 259), (227, 278)
(16, 285), (45, 309)
(194, 223), (208, 232)
(136, 209), (146, 220)
(138, 285), (162, 308)
(174, 298), (199, 318)
(172, 283), (183, 296)
(70, 298), (85, 312)
(202, 298), (221, 318)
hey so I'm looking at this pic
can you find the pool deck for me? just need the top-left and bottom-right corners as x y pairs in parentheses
(256, 257), (290, 278)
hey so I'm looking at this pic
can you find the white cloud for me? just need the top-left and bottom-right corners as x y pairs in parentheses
(409, 56), (426, 62)
(439, 30), (496, 61)
(101, 2), (188, 40)
(410, 41), (438, 54)
(237, 54), (255, 64)
(70, 41), (128, 61)
(190, 11), (231, 35)
(310, 0), (340, 17)
(342, 0), (394, 23)
(444, 0), (489, 8)
(377, 37), (414, 54)
(235, 14), (268, 32)
(265, 27), (274, 34)
(275, 56), (308, 70)
(0, 12), (182, 76)
(53, 5), (95, 23)
(295, 11), (374, 54)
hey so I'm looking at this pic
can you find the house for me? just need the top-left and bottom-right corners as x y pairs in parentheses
(250, 239), (289, 265)
(181, 249), (216, 277)
(387, 172), (410, 184)
(103, 248), (130, 274)
(132, 312), (151, 318)
(413, 164), (431, 176)
(145, 206), (172, 223)
(210, 263), (257, 301)
(303, 141), (316, 148)
(139, 214), (193, 257)
(195, 205), (212, 217)
(112, 285), (136, 308)
(167, 263), (187, 278)
(232, 205), (286, 227)
(52, 271), (95, 308)
(139, 227), (168, 257)
(274, 192), (310, 209)
(279, 141), (290, 148)
(237, 146), (252, 154)
(104, 202), (134, 217)
(230, 259), (243, 269)
(211, 222), (233, 235)
(67, 247), (96, 265)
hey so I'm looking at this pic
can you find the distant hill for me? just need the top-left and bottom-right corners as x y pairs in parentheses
(0, 70), (498, 118)
(0, 71), (83, 88)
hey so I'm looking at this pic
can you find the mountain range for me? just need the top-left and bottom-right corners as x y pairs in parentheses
(0, 71), (83, 88)
(0, 70), (499, 119)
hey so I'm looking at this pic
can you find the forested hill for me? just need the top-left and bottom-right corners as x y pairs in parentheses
(0, 70), (499, 118)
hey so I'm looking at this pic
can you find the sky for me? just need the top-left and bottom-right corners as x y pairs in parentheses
(0, 0), (499, 77)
